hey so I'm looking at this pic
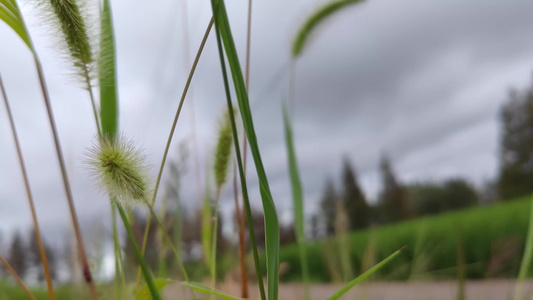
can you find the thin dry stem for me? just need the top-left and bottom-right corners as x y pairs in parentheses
(0, 74), (56, 300)
(180, 0), (204, 223)
(233, 165), (248, 297)
(135, 17), (214, 288)
(0, 252), (37, 300)
(33, 57), (98, 300)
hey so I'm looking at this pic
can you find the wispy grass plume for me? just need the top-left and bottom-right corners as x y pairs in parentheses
(210, 107), (235, 289)
(214, 107), (234, 190)
(87, 133), (151, 207)
(39, 0), (102, 134)
(42, 0), (95, 85)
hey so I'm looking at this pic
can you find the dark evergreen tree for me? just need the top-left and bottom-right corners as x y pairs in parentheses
(342, 159), (370, 230)
(378, 155), (414, 222)
(8, 232), (28, 279)
(498, 83), (533, 200)
(320, 179), (337, 236)
(408, 178), (478, 216)
(443, 179), (478, 211)
(28, 229), (56, 282)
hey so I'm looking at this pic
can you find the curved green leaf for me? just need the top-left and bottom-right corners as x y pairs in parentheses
(292, 0), (364, 58)
(0, 0), (33, 49)
(136, 278), (174, 300)
(327, 246), (405, 300)
(181, 282), (245, 300)
(282, 103), (309, 299)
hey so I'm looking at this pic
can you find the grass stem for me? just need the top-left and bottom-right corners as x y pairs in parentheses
(0, 73), (56, 299)
(0, 252), (36, 300)
(233, 166), (248, 297)
(33, 55), (98, 299)
(135, 18), (214, 288)
(211, 14), (267, 300)
(116, 203), (161, 300)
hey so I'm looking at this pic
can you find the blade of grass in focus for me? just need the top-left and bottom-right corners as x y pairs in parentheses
(117, 203), (161, 300)
(211, 7), (266, 299)
(99, 0), (118, 138)
(211, 0), (279, 298)
(98, 2), (126, 298)
(282, 103), (310, 299)
(327, 246), (405, 300)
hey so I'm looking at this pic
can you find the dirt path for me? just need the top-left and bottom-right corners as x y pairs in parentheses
(165, 280), (533, 300)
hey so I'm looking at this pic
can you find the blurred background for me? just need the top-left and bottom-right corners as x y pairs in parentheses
(2, 0), (533, 298)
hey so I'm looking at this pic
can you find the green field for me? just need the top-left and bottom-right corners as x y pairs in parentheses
(279, 197), (531, 282)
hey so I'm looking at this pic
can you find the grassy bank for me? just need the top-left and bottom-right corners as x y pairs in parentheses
(279, 197), (531, 282)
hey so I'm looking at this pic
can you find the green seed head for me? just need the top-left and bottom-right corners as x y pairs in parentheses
(213, 107), (235, 189)
(87, 134), (150, 206)
(42, 0), (95, 85)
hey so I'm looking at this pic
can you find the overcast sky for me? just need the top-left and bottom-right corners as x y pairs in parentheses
(1, 0), (533, 243)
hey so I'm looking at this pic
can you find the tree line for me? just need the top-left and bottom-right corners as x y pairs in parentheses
(3, 78), (533, 283)
(315, 77), (533, 237)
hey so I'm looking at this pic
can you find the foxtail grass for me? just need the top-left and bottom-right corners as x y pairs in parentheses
(0, 2), (97, 297)
(40, 0), (102, 135)
(209, 107), (235, 290)
(0, 252), (36, 300)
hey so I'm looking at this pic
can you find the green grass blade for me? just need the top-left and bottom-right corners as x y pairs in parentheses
(282, 103), (309, 299)
(0, 0), (33, 49)
(518, 195), (533, 278)
(181, 282), (245, 300)
(202, 182), (213, 268)
(136, 278), (174, 300)
(327, 246), (405, 300)
(292, 0), (364, 58)
(211, 10), (266, 300)
(116, 203), (161, 300)
(99, 0), (118, 137)
(514, 195), (533, 300)
(211, 1), (280, 299)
